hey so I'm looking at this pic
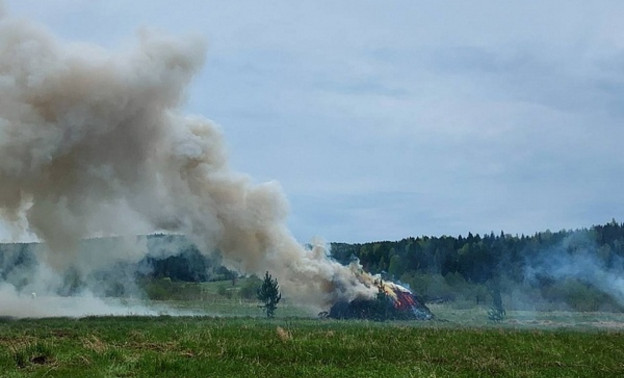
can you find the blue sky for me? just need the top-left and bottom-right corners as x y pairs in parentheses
(3, 1), (624, 243)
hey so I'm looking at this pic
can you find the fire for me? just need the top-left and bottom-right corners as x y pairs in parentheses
(377, 279), (430, 316)
(326, 264), (433, 320)
(392, 288), (419, 311)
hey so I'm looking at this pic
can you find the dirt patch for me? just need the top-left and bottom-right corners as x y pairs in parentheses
(31, 355), (47, 364)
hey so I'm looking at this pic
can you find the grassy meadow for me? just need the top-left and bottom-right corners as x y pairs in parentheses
(0, 278), (623, 377)
(1, 316), (623, 377)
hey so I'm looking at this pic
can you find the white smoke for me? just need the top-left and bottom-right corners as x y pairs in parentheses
(0, 7), (375, 316)
(525, 232), (624, 309)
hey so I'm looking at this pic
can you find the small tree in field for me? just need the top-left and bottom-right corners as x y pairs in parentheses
(487, 285), (506, 322)
(257, 271), (281, 318)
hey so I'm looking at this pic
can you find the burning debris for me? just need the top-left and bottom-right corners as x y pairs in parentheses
(324, 268), (433, 321)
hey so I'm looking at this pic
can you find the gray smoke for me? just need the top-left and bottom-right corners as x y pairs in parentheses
(0, 7), (375, 316)
(525, 232), (624, 308)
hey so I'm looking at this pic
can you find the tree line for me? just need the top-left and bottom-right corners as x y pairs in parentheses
(330, 219), (624, 312)
(2, 220), (623, 312)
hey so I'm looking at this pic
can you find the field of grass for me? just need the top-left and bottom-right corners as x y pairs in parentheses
(138, 277), (624, 329)
(428, 303), (624, 330)
(1, 278), (623, 377)
(136, 277), (313, 317)
(1, 316), (623, 377)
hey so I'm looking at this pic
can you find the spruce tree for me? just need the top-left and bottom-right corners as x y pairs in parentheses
(257, 271), (282, 318)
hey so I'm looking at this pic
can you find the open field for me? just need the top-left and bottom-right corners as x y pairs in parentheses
(1, 316), (623, 377)
(135, 277), (315, 317)
(138, 277), (624, 329)
(1, 278), (624, 377)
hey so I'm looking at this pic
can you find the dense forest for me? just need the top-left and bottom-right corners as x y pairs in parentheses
(330, 219), (624, 312)
(1, 220), (623, 312)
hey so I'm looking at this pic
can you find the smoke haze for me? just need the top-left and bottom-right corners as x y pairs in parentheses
(0, 7), (375, 316)
(524, 233), (624, 309)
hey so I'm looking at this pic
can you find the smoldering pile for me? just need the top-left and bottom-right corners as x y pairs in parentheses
(324, 273), (433, 321)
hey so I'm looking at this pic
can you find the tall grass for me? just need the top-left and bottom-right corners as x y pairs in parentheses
(0, 316), (622, 377)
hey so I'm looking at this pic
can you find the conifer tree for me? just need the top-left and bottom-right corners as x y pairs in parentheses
(257, 271), (282, 318)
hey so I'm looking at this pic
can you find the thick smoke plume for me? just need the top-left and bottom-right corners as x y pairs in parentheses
(0, 9), (375, 315)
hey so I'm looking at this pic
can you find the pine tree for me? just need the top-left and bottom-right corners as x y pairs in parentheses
(257, 271), (282, 318)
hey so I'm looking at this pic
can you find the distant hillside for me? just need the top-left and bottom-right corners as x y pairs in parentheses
(0, 234), (232, 298)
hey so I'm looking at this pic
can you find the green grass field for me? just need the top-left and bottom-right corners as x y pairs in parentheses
(1, 316), (623, 377)
(1, 278), (623, 377)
